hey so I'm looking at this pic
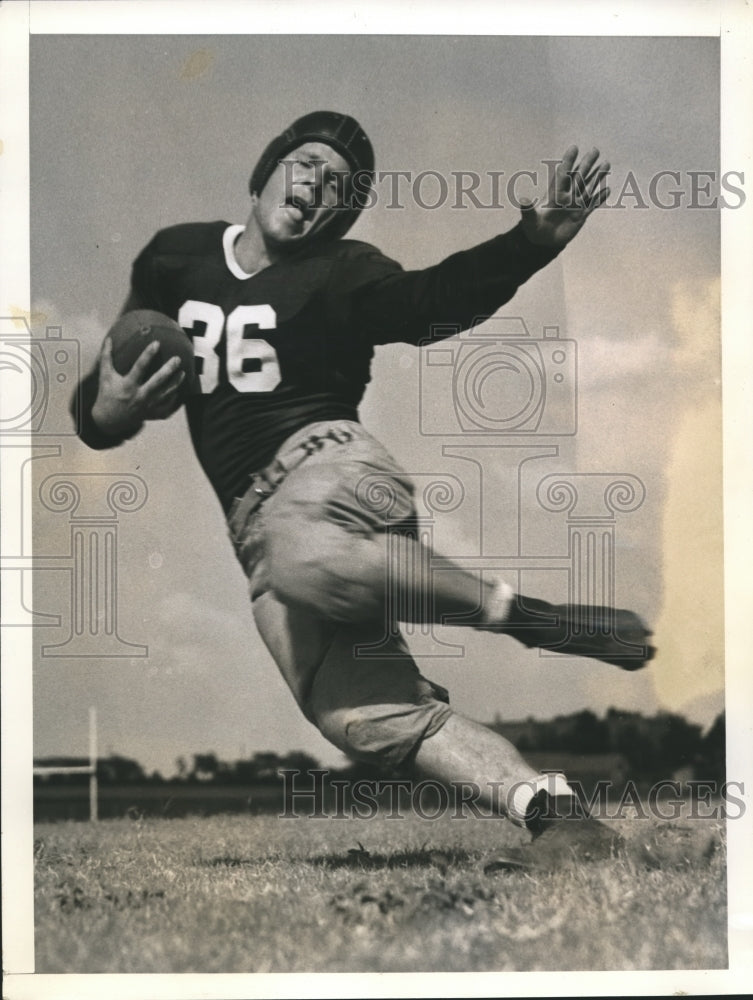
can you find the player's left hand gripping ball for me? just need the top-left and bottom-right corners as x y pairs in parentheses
(109, 309), (199, 402)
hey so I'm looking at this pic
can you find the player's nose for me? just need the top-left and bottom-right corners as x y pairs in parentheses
(290, 178), (316, 205)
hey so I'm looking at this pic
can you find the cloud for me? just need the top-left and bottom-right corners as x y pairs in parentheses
(574, 275), (719, 394)
(651, 275), (724, 713)
(29, 298), (107, 368)
(669, 275), (721, 378)
(576, 330), (669, 389)
(143, 590), (255, 677)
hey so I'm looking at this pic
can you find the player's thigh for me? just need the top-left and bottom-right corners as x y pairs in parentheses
(261, 457), (414, 617)
(252, 591), (451, 768)
(267, 452), (415, 539)
(251, 589), (339, 714)
(267, 519), (394, 619)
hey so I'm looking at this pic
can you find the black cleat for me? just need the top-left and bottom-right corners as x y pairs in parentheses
(484, 815), (625, 873)
(498, 595), (655, 670)
(483, 816), (717, 875)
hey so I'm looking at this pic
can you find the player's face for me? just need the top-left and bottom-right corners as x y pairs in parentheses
(253, 142), (351, 248)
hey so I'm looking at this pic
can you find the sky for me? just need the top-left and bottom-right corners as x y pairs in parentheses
(22, 30), (729, 777)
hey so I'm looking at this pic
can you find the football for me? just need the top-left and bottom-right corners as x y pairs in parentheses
(108, 310), (198, 400)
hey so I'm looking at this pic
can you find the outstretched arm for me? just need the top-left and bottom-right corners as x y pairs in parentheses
(344, 146), (610, 346)
(519, 146), (610, 249)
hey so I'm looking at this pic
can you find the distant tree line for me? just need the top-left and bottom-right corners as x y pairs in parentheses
(487, 708), (725, 784)
(34, 709), (725, 787)
(172, 750), (321, 784)
(33, 750), (321, 786)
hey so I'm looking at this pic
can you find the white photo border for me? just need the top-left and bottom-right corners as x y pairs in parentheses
(2, 1), (751, 997)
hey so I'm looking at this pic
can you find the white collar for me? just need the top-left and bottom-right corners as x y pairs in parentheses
(223, 224), (258, 280)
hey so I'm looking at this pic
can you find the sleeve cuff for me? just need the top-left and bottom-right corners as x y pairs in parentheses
(497, 221), (562, 280)
(72, 368), (141, 451)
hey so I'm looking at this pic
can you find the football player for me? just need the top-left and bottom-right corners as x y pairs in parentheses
(75, 111), (688, 871)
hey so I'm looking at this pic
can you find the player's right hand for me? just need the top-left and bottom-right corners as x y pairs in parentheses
(90, 335), (185, 437)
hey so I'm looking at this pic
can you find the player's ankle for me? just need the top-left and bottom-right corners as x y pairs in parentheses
(508, 772), (582, 829)
(479, 576), (515, 627)
(498, 594), (560, 645)
(476, 587), (561, 643)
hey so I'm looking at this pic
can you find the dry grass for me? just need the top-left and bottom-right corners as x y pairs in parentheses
(34, 811), (727, 973)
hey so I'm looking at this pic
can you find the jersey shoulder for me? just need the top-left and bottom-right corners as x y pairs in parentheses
(144, 221), (229, 260)
(307, 238), (404, 286)
(293, 238), (396, 266)
(332, 238), (401, 267)
(333, 239), (405, 295)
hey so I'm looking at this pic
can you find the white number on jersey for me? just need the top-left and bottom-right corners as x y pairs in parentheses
(177, 300), (281, 393)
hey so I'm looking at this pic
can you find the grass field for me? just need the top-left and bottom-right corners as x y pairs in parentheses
(34, 811), (727, 973)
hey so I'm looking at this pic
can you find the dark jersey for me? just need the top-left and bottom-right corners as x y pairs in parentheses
(76, 220), (558, 512)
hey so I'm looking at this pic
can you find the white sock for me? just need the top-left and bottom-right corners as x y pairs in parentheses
(480, 575), (514, 625)
(508, 772), (577, 828)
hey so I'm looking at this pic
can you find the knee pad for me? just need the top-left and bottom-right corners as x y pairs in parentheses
(313, 699), (453, 770)
(306, 622), (453, 768)
(314, 704), (390, 764)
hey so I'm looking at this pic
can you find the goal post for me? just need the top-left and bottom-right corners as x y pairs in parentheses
(33, 706), (98, 821)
